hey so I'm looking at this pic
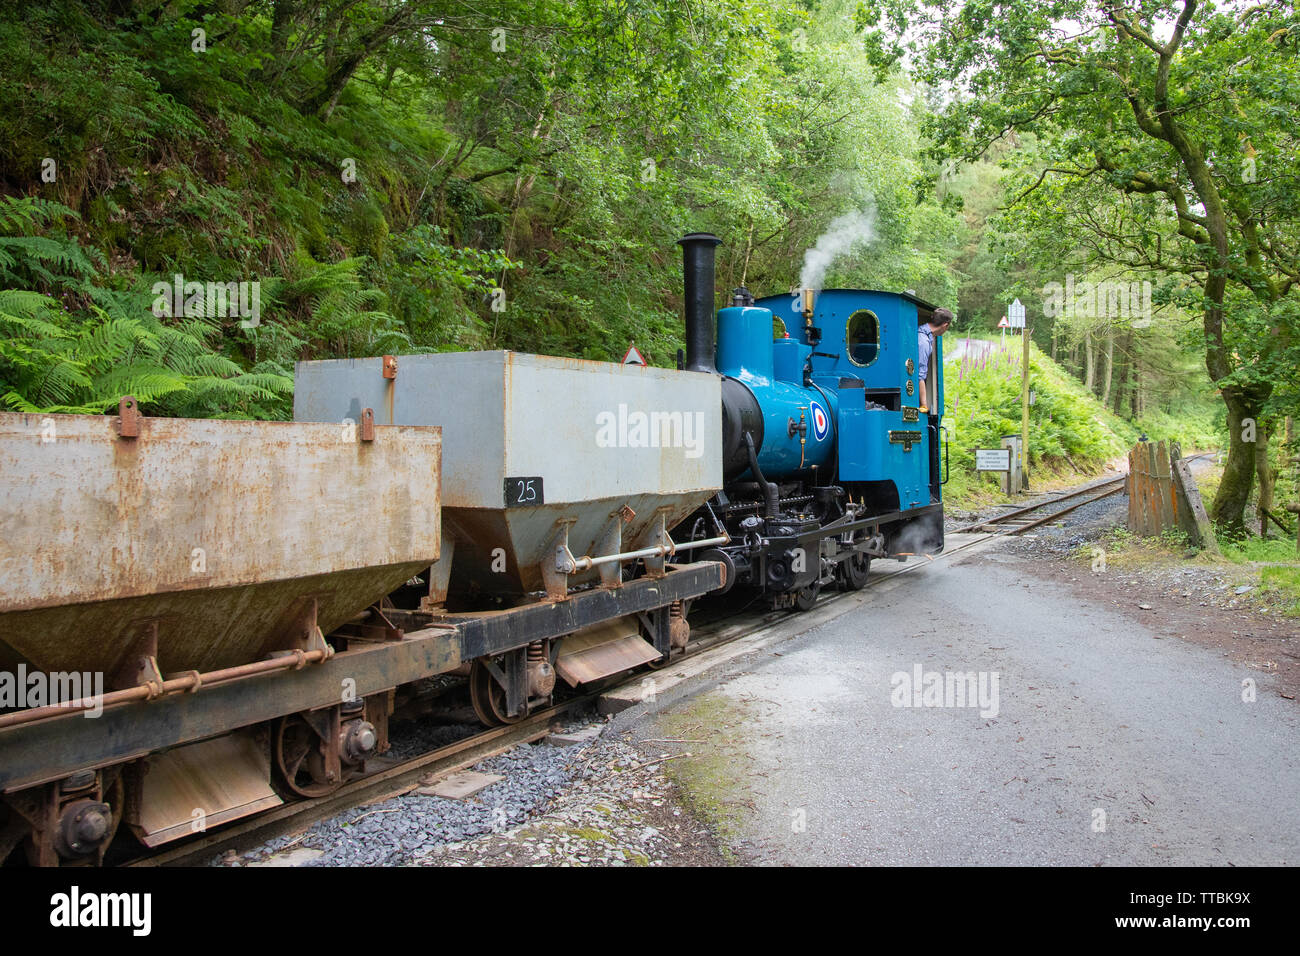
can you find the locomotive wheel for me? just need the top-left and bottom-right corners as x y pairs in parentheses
(274, 715), (343, 798)
(469, 659), (523, 727)
(841, 552), (871, 591)
(794, 582), (820, 612)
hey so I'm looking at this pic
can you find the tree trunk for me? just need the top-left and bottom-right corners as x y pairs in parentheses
(1083, 327), (1096, 393)
(1051, 322), (1059, 363)
(1100, 328), (1114, 406)
(1287, 417), (1296, 475)
(270, 0), (295, 60)
(1114, 331), (1132, 414)
(1256, 419), (1276, 537)
(299, 9), (410, 118)
(1211, 387), (1266, 538)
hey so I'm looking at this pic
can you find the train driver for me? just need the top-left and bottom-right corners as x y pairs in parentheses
(917, 307), (952, 413)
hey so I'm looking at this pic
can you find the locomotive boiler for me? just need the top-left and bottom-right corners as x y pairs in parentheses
(676, 233), (947, 610)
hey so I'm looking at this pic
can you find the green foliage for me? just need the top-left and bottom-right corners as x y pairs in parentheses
(0, 286), (291, 417)
(861, 0), (1300, 531)
(1132, 402), (1222, 453)
(1158, 527), (1191, 552)
(0, 194), (281, 415)
(944, 334), (1134, 458)
(0, 0), (965, 406)
(253, 255), (412, 366)
(0, 0), (1253, 481)
(386, 226), (519, 351)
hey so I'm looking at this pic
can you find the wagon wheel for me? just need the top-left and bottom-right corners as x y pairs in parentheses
(469, 659), (523, 727)
(273, 714), (342, 798)
(0, 772), (125, 865)
(794, 582), (821, 612)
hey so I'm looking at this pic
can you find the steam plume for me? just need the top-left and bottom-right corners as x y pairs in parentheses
(799, 202), (878, 291)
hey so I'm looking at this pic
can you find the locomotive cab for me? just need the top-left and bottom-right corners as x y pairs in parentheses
(755, 287), (947, 518)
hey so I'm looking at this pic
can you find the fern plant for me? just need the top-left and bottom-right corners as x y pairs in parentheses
(0, 196), (292, 417)
(254, 254), (413, 364)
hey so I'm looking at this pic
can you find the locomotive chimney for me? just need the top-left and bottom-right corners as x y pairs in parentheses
(678, 232), (722, 375)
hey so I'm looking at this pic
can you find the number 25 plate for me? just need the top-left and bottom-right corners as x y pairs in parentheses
(504, 476), (544, 508)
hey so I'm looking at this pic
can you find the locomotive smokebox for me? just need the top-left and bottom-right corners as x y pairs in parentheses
(678, 232), (722, 375)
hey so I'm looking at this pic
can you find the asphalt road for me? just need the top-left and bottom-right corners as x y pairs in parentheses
(630, 543), (1300, 866)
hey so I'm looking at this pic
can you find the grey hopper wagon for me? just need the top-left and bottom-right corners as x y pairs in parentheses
(294, 350), (727, 688)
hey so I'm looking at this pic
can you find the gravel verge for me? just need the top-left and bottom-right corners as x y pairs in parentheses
(216, 710), (724, 867)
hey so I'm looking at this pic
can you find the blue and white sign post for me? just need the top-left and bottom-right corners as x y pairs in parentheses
(1008, 298), (1026, 330)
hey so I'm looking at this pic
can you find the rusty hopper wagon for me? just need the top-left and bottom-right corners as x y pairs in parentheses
(0, 405), (443, 863)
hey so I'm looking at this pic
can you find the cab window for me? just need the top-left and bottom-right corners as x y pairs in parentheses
(846, 310), (879, 367)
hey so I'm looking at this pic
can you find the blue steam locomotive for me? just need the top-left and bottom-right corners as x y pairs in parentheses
(677, 233), (947, 610)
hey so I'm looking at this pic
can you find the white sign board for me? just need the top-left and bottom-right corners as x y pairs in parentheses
(975, 448), (1012, 472)
(1008, 298), (1026, 329)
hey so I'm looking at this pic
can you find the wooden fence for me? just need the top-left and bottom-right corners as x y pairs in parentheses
(1126, 440), (1219, 552)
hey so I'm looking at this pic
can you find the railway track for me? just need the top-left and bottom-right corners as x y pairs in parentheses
(126, 466), (1155, 867)
(949, 474), (1129, 537)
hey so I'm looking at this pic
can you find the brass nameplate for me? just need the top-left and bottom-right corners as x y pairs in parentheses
(888, 429), (924, 452)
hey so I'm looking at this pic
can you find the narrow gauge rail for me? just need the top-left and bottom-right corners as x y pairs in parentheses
(3, 232), (958, 866)
(951, 451), (1212, 540)
(949, 476), (1128, 536)
(127, 467), (1148, 867)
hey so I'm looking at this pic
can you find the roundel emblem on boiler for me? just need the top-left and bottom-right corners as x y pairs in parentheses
(810, 400), (829, 441)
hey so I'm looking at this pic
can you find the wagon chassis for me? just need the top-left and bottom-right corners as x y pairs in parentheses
(0, 561), (723, 866)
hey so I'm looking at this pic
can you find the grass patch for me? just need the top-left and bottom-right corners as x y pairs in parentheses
(1223, 537), (1300, 564)
(655, 692), (755, 861)
(1074, 525), (1200, 570)
(1260, 566), (1300, 616)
